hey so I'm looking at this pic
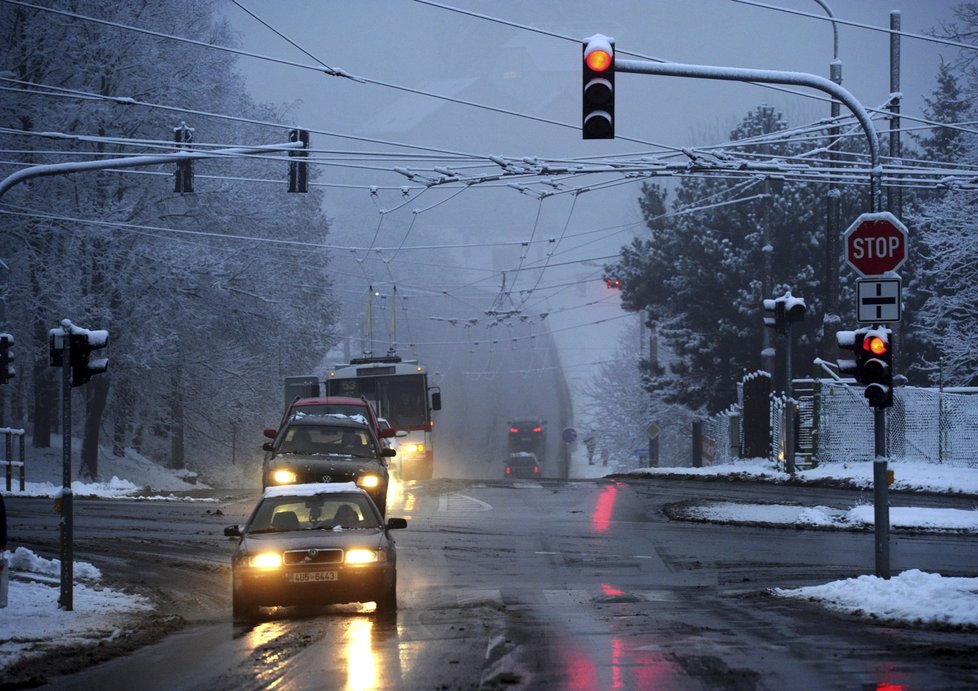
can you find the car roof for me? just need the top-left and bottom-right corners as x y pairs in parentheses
(285, 414), (372, 429)
(291, 396), (369, 407)
(262, 482), (363, 499)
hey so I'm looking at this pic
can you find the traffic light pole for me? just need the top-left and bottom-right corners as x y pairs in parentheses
(612, 58), (882, 212)
(59, 320), (73, 610)
(0, 140), (306, 201)
(873, 407), (890, 579)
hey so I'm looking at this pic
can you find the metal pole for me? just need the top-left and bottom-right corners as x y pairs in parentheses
(614, 58), (882, 211)
(692, 420), (703, 468)
(59, 320), (73, 610)
(888, 11), (903, 217)
(873, 446), (891, 579)
(785, 401), (796, 475)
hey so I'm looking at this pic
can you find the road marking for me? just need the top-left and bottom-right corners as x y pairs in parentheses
(437, 492), (493, 513)
(457, 588), (503, 606)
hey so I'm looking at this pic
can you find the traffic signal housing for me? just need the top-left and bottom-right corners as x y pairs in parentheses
(69, 328), (109, 387)
(762, 292), (806, 335)
(859, 328), (893, 408)
(835, 327), (893, 408)
(0, 333), (14, 384)
(288, 128), (309, 193)
(835, 328), (863, 381)
(582, 35), (615, 139)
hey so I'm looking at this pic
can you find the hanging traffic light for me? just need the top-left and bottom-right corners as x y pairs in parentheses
(173, 122), (194, 194)
(605, 276), (621, 289)
(288, 128), (309, 193)
(859, 328), (893, 408)
(68, 328), (109, 387)
(0, 333), (14, 384)
(582, 35), (615, 139)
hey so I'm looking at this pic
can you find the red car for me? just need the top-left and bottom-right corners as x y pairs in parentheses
(264, 396), (396, 444)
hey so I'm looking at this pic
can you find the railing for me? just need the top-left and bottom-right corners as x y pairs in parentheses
(1, 428), (26, 491)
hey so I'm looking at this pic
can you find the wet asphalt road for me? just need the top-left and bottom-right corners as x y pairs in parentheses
(6, 476), (978, 689)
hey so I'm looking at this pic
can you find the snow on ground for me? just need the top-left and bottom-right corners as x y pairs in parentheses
(1, 439), (218, 673)
(774, 570), (978, 629)
(617, 456), (978, 495)
(0, 548), (152, 671)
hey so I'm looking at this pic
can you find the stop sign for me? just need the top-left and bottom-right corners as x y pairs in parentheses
(844, 212), (908, 276)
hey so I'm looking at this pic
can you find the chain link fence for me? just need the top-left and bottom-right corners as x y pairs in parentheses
(813, 381), (978, 468)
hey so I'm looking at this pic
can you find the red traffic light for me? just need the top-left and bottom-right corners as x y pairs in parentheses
(863, 335), (888, 356)
(606, 277), (621, 289)
(585, 48), (613, 72)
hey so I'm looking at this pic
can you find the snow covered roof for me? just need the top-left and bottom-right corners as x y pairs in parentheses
(261, 482), (361, 498)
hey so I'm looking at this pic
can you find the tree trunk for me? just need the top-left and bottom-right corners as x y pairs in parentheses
(79, 376), (109, 480)
(112, 378), (129, 456)
(170, 373), (184, 470)
(32, 358), (54, 448)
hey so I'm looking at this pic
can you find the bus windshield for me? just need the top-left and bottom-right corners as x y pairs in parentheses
(327, 373), (428, 429)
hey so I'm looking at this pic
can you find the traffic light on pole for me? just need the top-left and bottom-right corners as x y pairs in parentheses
(69, 328), (109, 387)
(288, 128), (309, 193)
(582, 35), (615, 139)
(859, 328), (893, 408)
(835, 328), (864, 381)
(173, 122), (194, 194)
(0, 333), (14, 384)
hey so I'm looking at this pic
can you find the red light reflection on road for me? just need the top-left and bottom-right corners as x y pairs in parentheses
(592, 484), (618, 533)
(601, 583), (625, 597)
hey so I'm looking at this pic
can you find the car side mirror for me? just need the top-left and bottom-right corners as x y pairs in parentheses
(382, 448), (396, 458)
(386, 518), (407, 530)
(263, 428), (277, 440)
(379, 427), (397, 438)
(262, 442), (274, 452)
(224, 525), (242, 538)
(394, 430), (408, 438)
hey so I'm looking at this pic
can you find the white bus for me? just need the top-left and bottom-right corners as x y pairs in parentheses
(325, 356), (441, 480)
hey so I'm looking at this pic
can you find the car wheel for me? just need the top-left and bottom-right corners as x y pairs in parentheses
(232, 586), (257, 622)
(375, 572), (397, 615)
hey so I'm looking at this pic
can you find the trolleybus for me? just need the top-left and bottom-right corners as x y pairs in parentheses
(325, 355), (441, 480)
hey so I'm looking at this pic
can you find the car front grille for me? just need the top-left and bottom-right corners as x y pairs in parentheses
(283, 548), (344, 566)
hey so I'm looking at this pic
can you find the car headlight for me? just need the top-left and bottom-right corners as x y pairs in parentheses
(402, 443), (424, 454)
(249, 552), (283, 568)
(345, 548), (385, 564)
(357, 474), (381, 489)
(271, 469), (297, 484)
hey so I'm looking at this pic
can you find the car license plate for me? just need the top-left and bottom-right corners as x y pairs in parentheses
(288, 571), (338, 583)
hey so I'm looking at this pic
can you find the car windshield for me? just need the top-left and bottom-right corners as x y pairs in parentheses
(247, 494), (381, 532)
(278, 425), (375, 458)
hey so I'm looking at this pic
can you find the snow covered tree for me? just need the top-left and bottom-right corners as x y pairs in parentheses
(906, 9), (978, 386)
(0, 1), (338, 480)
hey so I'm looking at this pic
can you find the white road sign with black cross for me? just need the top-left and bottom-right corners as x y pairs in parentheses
(857, 277), (901, 323)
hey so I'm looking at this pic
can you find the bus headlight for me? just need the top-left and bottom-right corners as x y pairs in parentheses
(402, 443), (424, 455)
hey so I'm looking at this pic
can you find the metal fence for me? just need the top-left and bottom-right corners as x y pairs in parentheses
(813, 381), (978, 468)
(697, 377), (978, 469)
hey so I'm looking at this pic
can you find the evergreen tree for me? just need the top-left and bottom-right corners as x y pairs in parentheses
(609, 105), (864, 413)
